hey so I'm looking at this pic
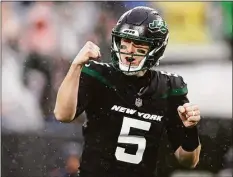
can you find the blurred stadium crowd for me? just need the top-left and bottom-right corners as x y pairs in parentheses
(2, 2), (232, 177)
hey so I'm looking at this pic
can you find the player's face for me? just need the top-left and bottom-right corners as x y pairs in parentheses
(120, 38), (149, 66)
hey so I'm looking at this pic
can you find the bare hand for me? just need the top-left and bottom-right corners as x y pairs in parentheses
(177, 103), (201, 128)
(72, 41), (101, 65)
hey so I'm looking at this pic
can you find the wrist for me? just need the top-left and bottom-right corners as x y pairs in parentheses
(72, 54), (89, 66)
(68, 63), (83, 78)
(70, 63), (83, 70)
(181, 126), (200, 152)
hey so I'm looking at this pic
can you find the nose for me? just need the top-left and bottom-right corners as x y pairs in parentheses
(127, 42), (135, 53)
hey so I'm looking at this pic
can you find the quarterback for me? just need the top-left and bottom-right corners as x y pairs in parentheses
(54, 6), (201, 177)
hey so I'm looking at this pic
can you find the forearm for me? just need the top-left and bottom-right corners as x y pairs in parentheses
(176, 144), (201, 168)
(54, 64), (83, 122)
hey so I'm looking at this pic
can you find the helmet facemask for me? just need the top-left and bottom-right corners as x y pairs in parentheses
(111, 32), (168, 76)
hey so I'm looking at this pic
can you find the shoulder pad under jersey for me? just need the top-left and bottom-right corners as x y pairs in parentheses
(81, 60), (113, 88)
(158, 71), (188, 98)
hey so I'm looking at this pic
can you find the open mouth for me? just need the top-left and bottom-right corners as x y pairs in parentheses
(122, 57), (138, 66)
(125, 56), (136, 62)
(121, 61), (138, 68)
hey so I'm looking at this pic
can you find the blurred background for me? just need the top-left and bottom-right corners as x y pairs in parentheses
(2, 1), (232, 177)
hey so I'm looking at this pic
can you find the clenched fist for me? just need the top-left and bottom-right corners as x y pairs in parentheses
(177, 103), (201, 128)
(73, 41), (101, 65)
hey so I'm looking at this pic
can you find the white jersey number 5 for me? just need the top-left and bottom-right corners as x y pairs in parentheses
(115, 117), (151, 164)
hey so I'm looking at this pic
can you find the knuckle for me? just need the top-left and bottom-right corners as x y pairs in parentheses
(87, 42), (94, 48)
(183, 103), (190, 107)
(178, 106), (184, 112)
(86, 41), (92, 45)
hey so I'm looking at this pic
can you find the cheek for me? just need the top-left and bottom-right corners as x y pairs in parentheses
(119, 53), (125, 60)
(135, 56), (144, 62)
(120, 48), (127, 54)
(119, 47), (127, 58)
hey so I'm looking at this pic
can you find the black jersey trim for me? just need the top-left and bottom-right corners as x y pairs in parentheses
(161, 86), (188, 98)
(82, 67), (115, 89)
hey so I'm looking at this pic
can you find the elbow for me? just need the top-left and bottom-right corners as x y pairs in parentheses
(54, 109), (74, 123)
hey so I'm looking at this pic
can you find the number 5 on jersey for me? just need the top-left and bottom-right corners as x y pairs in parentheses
(115, 117), (151, 164)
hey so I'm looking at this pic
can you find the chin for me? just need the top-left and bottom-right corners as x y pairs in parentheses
(123, 70), (146, 77)
(121, 62), (139, 68)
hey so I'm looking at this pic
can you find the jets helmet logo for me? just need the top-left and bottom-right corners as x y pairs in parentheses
(149, 19), (168, 34)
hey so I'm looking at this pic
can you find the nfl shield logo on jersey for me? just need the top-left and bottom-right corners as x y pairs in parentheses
(135, 98), (143, 107)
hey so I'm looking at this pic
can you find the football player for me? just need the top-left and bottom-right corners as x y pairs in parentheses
(54, 6), (201, 177)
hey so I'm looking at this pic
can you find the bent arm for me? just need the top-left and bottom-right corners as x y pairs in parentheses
(166, 95), (201, 168)
(54, 64), (82, 122)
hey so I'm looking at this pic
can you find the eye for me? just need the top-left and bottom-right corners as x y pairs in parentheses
(120, 45), (127, 49)
(137, 49), (147, 54)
